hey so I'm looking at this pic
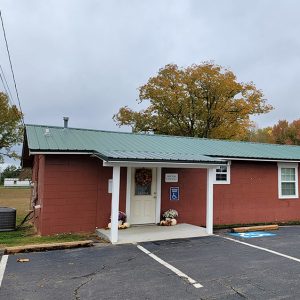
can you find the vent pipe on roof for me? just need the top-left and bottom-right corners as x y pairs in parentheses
(44, 128), (50, 136)
(63, 117), (69, 128)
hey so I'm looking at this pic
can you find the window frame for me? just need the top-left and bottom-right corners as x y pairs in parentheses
(278, 162), (299, 199)
(214, 162), (231, 185)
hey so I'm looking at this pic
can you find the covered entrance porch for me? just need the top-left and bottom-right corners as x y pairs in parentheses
(96, 223), (208, 244)
(101, 159), (223, 244)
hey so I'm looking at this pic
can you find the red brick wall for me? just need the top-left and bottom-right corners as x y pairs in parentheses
(161, 161), (300, 226)
(33, 156), (300, 235)
(161, 168), (206, 226)
(34, 155), (126, 235)
(95, 165), (127, 229)
(214, 161), (300, 225)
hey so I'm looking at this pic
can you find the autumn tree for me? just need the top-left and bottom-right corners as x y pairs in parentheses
(248, 119), (300, 145)
(248, 126), (273, 143)
(271, 120), (291, 144)
(114, 63), (273, 139)
(269, 119), (300, 145)
(0, 92), (23, 163)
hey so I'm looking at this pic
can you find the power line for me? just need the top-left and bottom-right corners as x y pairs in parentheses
(0, 64), (15, 105)
(0, 72), (12, 105)
(0, 10), (24, 125)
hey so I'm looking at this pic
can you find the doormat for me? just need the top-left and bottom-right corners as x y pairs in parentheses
(228, 231), (277, 239)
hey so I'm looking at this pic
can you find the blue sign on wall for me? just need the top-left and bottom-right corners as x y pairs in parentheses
(170, 187), (179, 201)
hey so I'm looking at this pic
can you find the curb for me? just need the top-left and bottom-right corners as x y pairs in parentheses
(232, 224), (279, 233)
(4, 240), (94, 254)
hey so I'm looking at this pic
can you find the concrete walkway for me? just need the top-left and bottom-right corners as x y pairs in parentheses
(96, 223), (209, 244)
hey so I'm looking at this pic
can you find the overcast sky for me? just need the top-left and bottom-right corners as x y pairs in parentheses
(1, 0), (300, 165)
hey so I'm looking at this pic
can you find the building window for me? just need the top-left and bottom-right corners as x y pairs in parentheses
(214, 163), (230, 184)
(278, 163), (298, 199)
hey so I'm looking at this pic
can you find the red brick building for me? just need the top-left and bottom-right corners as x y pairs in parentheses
(22, 122), (300, 243)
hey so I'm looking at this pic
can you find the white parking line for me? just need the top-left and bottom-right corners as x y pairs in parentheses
(0, 255), (8, 288)
(136, 244), (203, 289)
(218, 235), (300, 263)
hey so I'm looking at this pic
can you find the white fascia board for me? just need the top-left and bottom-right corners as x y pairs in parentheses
(29, 151), (93, 155)
(102, 160), (222, 169)
(214, 157), (300, 163)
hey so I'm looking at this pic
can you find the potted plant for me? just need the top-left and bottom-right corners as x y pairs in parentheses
(108, 211), (130, 229)
(160, 209), (178, 226)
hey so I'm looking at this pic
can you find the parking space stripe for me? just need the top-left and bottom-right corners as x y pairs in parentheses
(218, 235), (300, 263)
(137, 244), (203, 289)
(0, 255), (8, 288)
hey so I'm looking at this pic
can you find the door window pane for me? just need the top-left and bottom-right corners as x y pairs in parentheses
(135, 183), (151, 195)
(135, 168), (152, 195)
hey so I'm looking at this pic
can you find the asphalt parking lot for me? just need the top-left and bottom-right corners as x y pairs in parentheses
(1, 226), (300, 299)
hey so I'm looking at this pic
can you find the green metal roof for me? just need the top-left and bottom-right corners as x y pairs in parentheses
(24, 124), (300, 164)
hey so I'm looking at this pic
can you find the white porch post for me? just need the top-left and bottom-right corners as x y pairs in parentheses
(125, 167), (131, 223)
(111, 166), (121, 244)
(206, 168), (214, 235)
(155, 167), (162, 224)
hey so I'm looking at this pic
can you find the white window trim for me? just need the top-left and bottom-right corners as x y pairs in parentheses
(278, 162), (299, 199)
(214, 162), (231, 185)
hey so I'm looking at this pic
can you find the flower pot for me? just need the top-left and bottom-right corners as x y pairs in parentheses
(171, 219), (177, 226)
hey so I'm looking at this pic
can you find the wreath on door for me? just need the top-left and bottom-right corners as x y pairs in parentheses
(135, 168), (152, 186)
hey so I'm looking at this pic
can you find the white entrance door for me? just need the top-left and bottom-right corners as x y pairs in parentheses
(130, 168), (157, 224)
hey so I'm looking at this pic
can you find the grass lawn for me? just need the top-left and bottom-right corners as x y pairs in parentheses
(0, 186), (31, 224)
(0, 187), (94, 248)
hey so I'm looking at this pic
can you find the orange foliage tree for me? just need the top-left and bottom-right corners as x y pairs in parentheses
(114, 63), (273, 139)
(272, 120), (300, 145)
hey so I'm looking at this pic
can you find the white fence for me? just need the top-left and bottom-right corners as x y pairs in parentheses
(4, 178), (31, 187)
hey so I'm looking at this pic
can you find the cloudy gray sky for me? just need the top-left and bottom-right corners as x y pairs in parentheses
(1, 0), (300, 165)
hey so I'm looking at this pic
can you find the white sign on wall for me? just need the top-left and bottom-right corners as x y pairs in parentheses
(108, 179), (113, 193)
(165, 173), (178, 183)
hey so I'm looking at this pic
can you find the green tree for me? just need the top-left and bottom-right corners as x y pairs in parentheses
(0, 92), (23, 162)
(114, 63), (273, 139)
(248, 126), (273, 143)
(0, 165), (21, 184)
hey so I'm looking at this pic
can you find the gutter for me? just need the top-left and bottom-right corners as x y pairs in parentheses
(90, 153), (226, 166)
(210, 156), (300, 163)
(29, 151), (94, 155)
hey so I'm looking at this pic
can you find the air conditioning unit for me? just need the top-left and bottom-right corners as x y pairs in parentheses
(0, 207), (16, 231)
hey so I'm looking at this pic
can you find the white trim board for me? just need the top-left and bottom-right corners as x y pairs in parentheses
(155, 167), (162, 224)
(125, 167), (132, 222)
(103, 161), (221, 169)
(29, 151), (93, 155)
(28, 152), (300, 164)
(214, 157), (300, 163)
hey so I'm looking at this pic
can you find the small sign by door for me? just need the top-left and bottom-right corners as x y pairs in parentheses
(170, 187), (179, 201)
(165, 173), (178, 182)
